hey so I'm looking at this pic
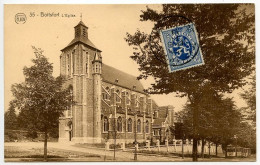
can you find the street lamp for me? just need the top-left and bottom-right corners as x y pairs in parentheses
(234, 135), (238, 157)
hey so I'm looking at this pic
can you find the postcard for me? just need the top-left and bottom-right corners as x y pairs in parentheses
(3, 4), (256, 162)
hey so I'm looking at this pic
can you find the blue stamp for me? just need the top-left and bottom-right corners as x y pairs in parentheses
(160, 23), (204, 72)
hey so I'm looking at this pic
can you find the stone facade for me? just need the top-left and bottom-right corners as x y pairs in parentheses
(58, 21), (174, 144)
(152, 106), (175, 143)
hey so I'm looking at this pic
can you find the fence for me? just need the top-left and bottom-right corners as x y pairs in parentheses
(114, 139), (224, 156)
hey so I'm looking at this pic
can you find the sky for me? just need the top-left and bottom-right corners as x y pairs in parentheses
(4, 4), (247, 112)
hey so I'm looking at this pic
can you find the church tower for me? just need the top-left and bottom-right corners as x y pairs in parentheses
(59, 21), (102, 143)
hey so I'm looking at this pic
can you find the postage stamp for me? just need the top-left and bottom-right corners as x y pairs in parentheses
(160, 23), (204, 72)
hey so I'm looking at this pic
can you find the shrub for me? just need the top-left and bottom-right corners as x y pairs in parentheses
(8, 132), (18, 141)
(26, 131), (38, 139)
(109, 144), (121, 149)
(125, 143), (135, 148)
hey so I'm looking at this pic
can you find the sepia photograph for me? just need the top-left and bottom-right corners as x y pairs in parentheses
(3, 3), (256, 163)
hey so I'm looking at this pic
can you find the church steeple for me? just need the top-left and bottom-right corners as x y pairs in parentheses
(74, 21), (88, 38)
(61, 20), (101, 52)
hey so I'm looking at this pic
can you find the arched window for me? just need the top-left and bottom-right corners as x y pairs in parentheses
(72, 50), (75, 74)
(116, 89), (121, 103)
(67, 88), (73, 117)
(67, 54), (70, 76)
(104, 116), (109, 132)
(85, 52), (89, 76)
(137, 119), (141, 133)
(145, 120), (149, 133)
(117, 116), (122, 132)
(127, 118), (132, 132)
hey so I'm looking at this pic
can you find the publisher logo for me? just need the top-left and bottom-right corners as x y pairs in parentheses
(15, 13), (27, 24)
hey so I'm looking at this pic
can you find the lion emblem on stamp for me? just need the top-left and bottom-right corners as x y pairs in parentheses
(160, 23), (204, 72)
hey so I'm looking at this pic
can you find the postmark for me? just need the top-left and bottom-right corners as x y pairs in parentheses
(160, 23), (204, 72)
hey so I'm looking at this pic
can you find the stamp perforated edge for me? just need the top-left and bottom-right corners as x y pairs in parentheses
(160, 23), (205, 73)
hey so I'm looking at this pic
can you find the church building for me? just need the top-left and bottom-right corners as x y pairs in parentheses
(58, 21), (175, 144)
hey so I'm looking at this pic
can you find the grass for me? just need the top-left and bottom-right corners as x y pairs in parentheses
(73, 143), (106, 148)
(5, 146), (101, 159)
(137, 149), (223, 158)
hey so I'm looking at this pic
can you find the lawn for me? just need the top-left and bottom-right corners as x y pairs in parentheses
(4, 145), (112, 162)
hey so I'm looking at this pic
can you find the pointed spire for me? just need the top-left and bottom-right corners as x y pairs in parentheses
(93, 51), (102, 63)
(76, 21), (87, 27)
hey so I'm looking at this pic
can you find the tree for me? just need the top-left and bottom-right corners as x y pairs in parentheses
(125, 4), (255, 161)
(11, 46), (72, 161)
(5, 101), (18, 131)
(178, 93), (243, 158)
(240, 72), (256, 124)
(236, 121), (256, 153)
(211, 98), (242, 157)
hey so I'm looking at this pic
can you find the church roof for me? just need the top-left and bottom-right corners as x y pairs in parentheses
(61, 36), (101, 52)
(102, 64), (145, 94)
(158, 106), (169, 118)
(153, 118), (166, 128)
(75, 21), (87, 28)
(61, 21), (101, 52)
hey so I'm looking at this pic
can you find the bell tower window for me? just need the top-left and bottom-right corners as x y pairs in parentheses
(74, 21), (88, 38)
(75, 28), (80, 38)
(83, 28), (86, 37)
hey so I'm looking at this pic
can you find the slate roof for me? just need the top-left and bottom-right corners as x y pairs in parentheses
(153, 106), (174, 128)
(76, 21), (87, 27)
(102, 63), (145, 94)
(61, 64), (146, 94)
(158, 106), (168, 118)
(153, 118), (166, 127)
(61, 36), (101, 52)
(61, 21), (101, 52)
